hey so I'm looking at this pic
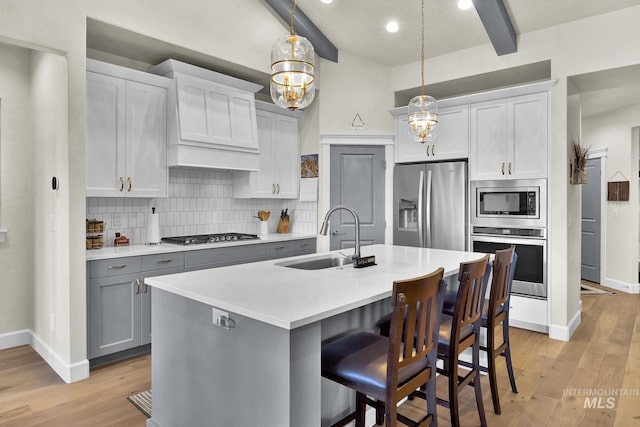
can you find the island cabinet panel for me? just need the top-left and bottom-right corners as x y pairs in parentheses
(150, 289), (320, 427)
(393, 104), (469, 163)
(470, 92), (547, 180)
(291, 238), (317, 255)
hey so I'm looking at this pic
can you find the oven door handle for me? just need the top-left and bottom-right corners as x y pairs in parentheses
(425, 169), (432, 248)
(418, 170), (424, 248)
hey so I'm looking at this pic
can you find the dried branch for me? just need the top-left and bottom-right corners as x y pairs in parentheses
(573, 142), (589, 171)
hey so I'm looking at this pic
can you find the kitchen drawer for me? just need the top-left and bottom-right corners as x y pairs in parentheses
(508, 295), (548, 333)
(264, 241), (292, 258)
(90, 256), (141, 278)
(185, 244), (265, 267)
(291, 238), (316, 255)
(142, 252), (185, 272)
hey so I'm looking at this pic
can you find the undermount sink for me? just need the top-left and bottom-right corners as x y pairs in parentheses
(276, 255), (354, 270)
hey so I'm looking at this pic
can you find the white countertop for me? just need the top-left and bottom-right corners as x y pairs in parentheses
(145, 244), (487, 330)
(85, 233), (316, 261)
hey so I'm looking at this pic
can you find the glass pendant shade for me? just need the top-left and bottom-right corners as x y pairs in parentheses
(408, 95), (438, 143)
(270, 34), (316, 110)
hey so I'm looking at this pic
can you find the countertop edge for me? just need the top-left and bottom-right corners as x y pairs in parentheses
(86, 233), (317, 261)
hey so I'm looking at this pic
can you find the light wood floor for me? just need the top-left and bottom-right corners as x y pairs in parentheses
(1, 286), (638, 426)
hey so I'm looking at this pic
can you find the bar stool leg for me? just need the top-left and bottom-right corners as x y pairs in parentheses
(355, 392), (366, 427)
(447, 356), (460, 427)
(503, 320), (518, 393)
(487, 324), (501, 414)
(472, 336), (488, 427)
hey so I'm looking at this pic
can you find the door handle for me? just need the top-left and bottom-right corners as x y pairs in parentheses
(501, 162), (505, 175)
(135, 278), (141, 295)
(508, 162), (512, 175)
(127, 177), (132, 192)
(331, 230), (347, 236)
(272, 183), (276, 194)
(119, 177), (124, 192)
(431, 144), (435, 156)
(276, 183), (280, 194)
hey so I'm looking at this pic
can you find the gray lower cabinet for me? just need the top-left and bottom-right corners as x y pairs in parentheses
(87, 238), (316, 359)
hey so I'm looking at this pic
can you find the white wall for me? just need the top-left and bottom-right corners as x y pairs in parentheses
(0, 43), (34, 335)
(583, 104), (640, 288)
(30, 51), (71, 361)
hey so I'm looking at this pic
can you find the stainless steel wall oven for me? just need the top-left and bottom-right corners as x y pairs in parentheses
(471, 227), (547, 299)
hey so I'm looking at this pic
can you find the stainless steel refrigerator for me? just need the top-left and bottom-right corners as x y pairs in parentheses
(393, 161), (467, 251)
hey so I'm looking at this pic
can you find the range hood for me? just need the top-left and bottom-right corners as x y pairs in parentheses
(149, 60), (263, 171)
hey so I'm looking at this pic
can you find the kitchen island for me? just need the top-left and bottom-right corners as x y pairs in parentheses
(145, 244), (486, 427)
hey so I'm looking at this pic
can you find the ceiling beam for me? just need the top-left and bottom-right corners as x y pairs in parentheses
(263, 0), (339, 63)
(472, 0), (517, 55)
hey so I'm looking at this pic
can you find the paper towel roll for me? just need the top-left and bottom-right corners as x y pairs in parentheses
(146, 212), (160, 245)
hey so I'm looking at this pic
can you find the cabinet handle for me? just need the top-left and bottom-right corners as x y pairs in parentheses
(157, 259), (173, 264)
(431, 145), (435, 156)
(119, 177), (124, 192)
(275, 246), (286, 250)
(276, 184), (280, 194)
(508, 162), (512, 175)
(501, 162), (505, 175)
(300, 243), (309, 248)
(108, 264), (126, 270)
(272, 183), (276, 194)
(143, 283), (149, 294)
(127, 177), (132, 192)
(426, 145), (430, 157)
(135, 278), (141, 295)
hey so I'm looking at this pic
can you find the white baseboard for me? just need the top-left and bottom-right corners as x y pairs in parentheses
(0, 329), (32, 350)
(0, 329), (89, 384)
(548, 306), (581, 341)
(602, 278), (640, 294)
(510, 319), (549, 334)
(31, 332), (89, 383)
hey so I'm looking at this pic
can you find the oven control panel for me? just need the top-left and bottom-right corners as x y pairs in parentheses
(472, 226), (545, 239)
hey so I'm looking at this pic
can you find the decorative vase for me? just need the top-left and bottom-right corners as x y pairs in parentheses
(579, 169), (587, 184)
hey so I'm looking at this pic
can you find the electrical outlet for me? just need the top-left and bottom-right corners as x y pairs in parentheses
(212, 307), (235, 329)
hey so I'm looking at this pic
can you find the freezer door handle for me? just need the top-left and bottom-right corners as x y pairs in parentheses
(417, 170), (424, 248)
(425, 169), (432, 248)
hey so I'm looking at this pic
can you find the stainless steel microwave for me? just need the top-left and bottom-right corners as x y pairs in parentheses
(471, 179), (547, 228)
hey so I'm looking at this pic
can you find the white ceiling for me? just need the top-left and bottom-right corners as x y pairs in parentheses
(87, 0), (640, 114)
(294, 0), (640, 67)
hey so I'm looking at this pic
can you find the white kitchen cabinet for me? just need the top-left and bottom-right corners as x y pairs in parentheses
(233, 101), (301, 199)
(394, 104), (469, 163)
(86, 59), (170, 197)
(470, 92), (548, 180)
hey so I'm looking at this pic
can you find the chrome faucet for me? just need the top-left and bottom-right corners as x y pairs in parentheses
(319, 205), (361, 259)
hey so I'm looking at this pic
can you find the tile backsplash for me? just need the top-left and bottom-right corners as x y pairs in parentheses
(87, 168), (318, 246)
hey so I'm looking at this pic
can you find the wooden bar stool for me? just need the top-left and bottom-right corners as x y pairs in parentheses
(430, 254), (490, 427)
(480, 247), (518, 414)
(321, 268), (446, 427)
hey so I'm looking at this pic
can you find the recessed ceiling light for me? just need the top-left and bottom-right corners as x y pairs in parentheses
(386, 20), (399, 33)
(457, 0), (473, 10)
(320, 0), (333, 4)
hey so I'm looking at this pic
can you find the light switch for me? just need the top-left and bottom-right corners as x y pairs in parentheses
(0, 229), (6, 242)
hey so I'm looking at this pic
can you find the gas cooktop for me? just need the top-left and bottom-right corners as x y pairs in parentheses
(161, 233), (260, 245)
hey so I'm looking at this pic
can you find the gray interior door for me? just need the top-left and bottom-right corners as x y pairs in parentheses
(329, 145), (385, 251)
(581, 158), (601, 283)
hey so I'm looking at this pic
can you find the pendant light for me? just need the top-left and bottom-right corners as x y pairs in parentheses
(408, 0), (438, 143)
(270, 0), (316, 110)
